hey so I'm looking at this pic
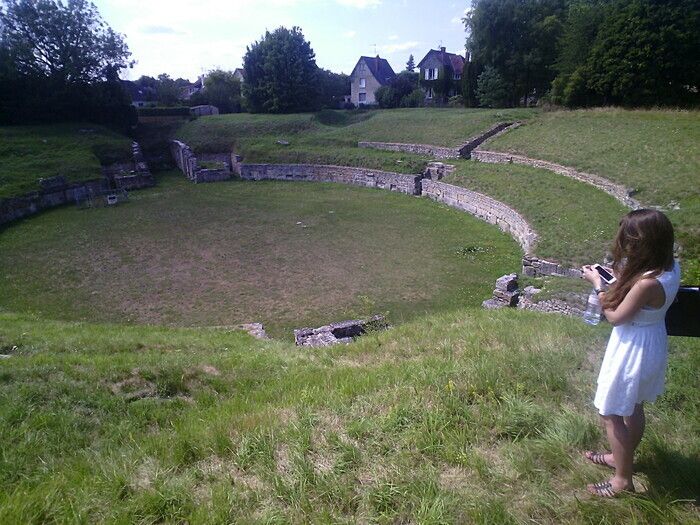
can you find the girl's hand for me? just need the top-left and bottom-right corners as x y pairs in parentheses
(581, 265), (603, 289)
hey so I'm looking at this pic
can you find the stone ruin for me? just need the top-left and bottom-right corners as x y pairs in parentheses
(294, 315), (388, 347)
(482, 274), (520, 309)
(238, 323), (268, 340)
(483, 273), (587, 318)
(422, 161), (456, 180)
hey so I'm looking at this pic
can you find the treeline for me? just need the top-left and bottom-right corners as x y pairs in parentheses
(467, 0), (700, 107)
(130, 71), (243, 114)
(0, 0), (136, 130)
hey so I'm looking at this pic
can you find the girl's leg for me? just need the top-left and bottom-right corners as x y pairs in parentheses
(624, 403), (645, 452)
(586, 403), (645, 469)
(598, 414), (635, 491)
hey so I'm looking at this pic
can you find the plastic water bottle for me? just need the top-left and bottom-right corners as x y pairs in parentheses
(583, 289), (602, 325)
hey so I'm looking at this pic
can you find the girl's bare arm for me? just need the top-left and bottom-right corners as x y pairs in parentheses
(600, 279), (665, 326)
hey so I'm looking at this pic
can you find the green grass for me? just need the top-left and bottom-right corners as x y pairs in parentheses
(174, 108), (537, 173)
(488, 108), (700, 279)
(0, 308), (697, 523)
(0, 124), (133, 198)
(444, 160), (629, 267)
(0, 171), (521, 338)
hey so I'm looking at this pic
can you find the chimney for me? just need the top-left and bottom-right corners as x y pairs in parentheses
(440, 46), (446, 53)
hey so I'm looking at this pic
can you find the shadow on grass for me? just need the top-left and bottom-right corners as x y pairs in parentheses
(637, 440), (700, 506)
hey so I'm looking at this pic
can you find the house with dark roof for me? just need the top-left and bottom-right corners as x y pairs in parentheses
(180, 76), (204, 100)
(232, 68), (245, 83)
(349, 55), (396, 106)
(417, 47), (466, 104)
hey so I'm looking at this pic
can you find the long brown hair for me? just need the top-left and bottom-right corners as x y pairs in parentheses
(602, 209), (675, 310)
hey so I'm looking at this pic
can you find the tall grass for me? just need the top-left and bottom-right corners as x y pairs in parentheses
(1, 308), (698, 523)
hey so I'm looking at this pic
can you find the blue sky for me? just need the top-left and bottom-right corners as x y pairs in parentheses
(94, 0), (471, 81)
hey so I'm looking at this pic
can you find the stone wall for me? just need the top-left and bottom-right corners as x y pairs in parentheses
(457, 122), (517, 158)
(0, 142), (153, 227)
(240, 163), (423, 196)
(421, 178), (537, 253)
(518, 295), (585, 317)
(357, 122), (515, 160)
(521, 255), (582, 278)
(170, 141), (233, 183)
(357, 141), (461, 159)
(471, 149), (640, 209)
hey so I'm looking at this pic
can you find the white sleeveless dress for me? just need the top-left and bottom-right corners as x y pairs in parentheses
(594, 261), (681, 417)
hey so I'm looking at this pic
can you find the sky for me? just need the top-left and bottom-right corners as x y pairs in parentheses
(94, 0), (471, 81)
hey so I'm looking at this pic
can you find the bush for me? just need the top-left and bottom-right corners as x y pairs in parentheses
(375, 86), (398, 109)
(476, 66), (510, 108)
(400, 88), (424, 108)
(343, 101), (356, 110)
(137, 107), (191, 117)
(448, 95), (465, 107)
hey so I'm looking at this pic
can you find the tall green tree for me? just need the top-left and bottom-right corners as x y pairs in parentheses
(156, 73), (181, 106)
(0, 0), (132, 83)
(406, 54), (415, 72)
(317, 68), (349, 108)
(586, 0), (699, 106)
(551, 0), (699, 107)
(242, 26), (320, 113)
(0, 0), (135, 128)
(465, 0), (567, 106)
(200, 70), (242, 113)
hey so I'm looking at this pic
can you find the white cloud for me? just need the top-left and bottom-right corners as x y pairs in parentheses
(344, 30), (357, 38)
(380, 41), (419, 54)
(140, 24), (186, 35)
(388, 34), (399, 40)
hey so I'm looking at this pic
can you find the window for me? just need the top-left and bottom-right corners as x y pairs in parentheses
(425, 68), (437, 80)
(359, 78), (366, 88)
(359, 93), (366, 102)
(427, 88), (434, 99)
(454, 73), (461, 80)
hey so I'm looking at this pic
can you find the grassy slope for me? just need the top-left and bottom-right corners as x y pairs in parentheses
(0, 124), (133, 198)
(444, 160), (628, 266)
(0, 310), (697, 524)
(0, 172), (520, 338)
(488, 108), (700, 278)
(174, 108), (536, 174)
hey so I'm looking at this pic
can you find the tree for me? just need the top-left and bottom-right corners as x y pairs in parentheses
(0, 0), (135, 128)
(550, 0), (699, 107)
(466, 0), (567, 106)
(375, 72), (419, 108)
(318, 68), (349, 108)
(476, 66), (509, 107)
(406, 54), (415, 72)
(0, 0), (132, 84)
(200, 70), (242, 113)
(242, 26), (320, 113)
(156, 73), (181, 106)
(585, 0), (699, 107)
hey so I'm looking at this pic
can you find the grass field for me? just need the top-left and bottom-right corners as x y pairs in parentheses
(444, 160), (628, 266)
(488, 108), (700, 278)
(174, 108), (536, 173)
(1, 308), (697, 523)
(0, 172), (521, 338)
(0, 124), (133, 198)
(1, 108), (699, 523)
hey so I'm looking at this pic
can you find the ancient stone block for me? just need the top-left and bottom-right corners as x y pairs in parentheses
(495, 273), (518, 292)
(294, 315), (387, 347)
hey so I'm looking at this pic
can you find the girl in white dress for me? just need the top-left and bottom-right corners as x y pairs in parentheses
(581, 209), (680, 498)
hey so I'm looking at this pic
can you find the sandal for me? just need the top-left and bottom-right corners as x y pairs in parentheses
(584, 450), (614, 469)
(587, 480), (635, 498)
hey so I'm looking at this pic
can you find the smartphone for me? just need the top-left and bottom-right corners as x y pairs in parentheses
(593, 264), (616, 284)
